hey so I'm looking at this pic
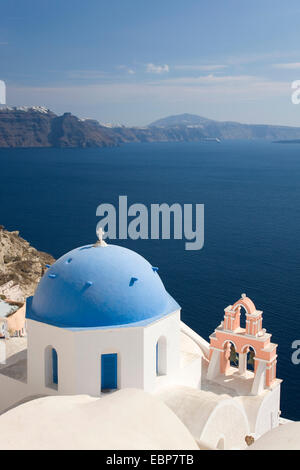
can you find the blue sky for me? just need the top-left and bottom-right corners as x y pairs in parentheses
(1, 0), (300, 125)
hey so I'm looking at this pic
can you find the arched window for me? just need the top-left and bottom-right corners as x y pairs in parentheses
(156, 336), (167, 376)
(45, 346), (58, 389)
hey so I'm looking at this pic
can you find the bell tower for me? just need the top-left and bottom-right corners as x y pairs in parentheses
(207, 294), (279, 395)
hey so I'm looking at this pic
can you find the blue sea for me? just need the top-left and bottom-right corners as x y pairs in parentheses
(0, 141), (300, 420)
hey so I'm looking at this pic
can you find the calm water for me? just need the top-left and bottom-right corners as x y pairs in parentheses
(0, 141), (300, 420)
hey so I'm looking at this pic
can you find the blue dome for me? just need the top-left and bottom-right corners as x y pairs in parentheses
(26, 244), (180, 329)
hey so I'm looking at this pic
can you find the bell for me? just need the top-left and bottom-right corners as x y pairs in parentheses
(248, 351), (255, 365)
(230, 346), (238, 365)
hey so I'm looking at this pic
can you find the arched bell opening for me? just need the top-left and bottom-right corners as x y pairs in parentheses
(222, 341), (239, 374)
(239, 305), (248, 330)
(245, 346), (256, 372)
(232, 304), (248, 331)
(239, 345), (256, 376)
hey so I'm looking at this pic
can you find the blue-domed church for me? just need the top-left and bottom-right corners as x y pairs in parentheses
(25, 233), (181, 395)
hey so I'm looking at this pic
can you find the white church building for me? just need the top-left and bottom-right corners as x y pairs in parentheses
(0, 233), (283, 449)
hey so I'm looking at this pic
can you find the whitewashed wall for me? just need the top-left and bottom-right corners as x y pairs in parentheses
(26, 311), (181, 398)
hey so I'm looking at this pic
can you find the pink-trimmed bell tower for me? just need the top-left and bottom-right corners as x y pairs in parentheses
(207, 294), (280, 395)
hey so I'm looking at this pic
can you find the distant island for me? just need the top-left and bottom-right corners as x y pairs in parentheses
(273, 139), (300, 144)
(1, 107), (300, 148)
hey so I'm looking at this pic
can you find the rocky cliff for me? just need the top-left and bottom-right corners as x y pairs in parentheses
(1, 108), (300, 148)
(0, 226), (55, 300)
(0, 107), (119, 148)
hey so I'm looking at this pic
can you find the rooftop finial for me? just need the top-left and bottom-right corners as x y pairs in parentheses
(94, 226), (108, 247)
(241, 293), (246, 299)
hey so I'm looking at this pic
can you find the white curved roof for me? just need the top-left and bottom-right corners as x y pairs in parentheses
(180, 321), (210, 358)
(250, 422), (300, 450)
(180, 329), (205, 367)
(157, 385), (249, 449)
(158, 385), (231, 435)
(0, 389), (198, 450)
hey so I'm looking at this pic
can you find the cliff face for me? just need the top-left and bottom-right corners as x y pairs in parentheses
(1, 108), (300, 148)
(0, 226), (55, 299)
(0, 107), (56, 148)
(0, 108), (209, 147)
(48, 113), (120, 148)
(0, 108), (120, 148)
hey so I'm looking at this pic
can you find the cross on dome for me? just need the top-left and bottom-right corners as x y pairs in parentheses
(95, 226), (108, 247)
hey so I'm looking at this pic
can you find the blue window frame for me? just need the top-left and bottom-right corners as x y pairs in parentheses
(52, 348), (58, 385)
(101, 353), (117, 391)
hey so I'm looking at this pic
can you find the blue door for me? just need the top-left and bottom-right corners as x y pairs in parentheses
(101, 353), (117, 391)
(52, 349), (58, 385)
